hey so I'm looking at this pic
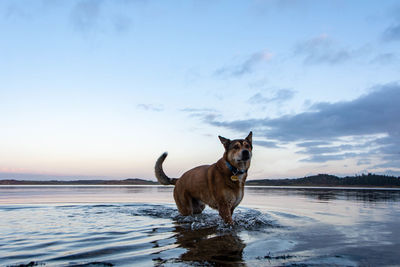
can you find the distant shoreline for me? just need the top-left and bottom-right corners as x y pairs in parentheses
(246, 173), (400, 188)
(1, 173), (399, 188)
(1, 185), (399, 190)
(0, 178), (158, 186)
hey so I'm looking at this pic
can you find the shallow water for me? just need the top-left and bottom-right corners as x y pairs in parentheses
(1, 186), (400, 266)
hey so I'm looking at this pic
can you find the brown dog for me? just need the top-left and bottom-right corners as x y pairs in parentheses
(155, 132), (252, 224)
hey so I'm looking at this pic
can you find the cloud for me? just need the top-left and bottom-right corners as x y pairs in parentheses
(370, 53), (398, 64)
(300, 152), (360, 163)
(381, 6), (400, 42)
(3, 2), (32, 20)
(112, 14), (131, 33)
(196, 83), (400, 166)
(297, 141), (331, 147)
(295, 140), (376, 164)
(357, 158), (372, 166)
(70, 0), (132, 33)
(298, 144), (356, 155)
(253, 140), (280, 148)
(181, 108), (281, 149)
(179, 108), (222, 126)
(180, 107), (218, 118)
(383, 23), (400, 42)
(248, 89), (295, 105)
(2, 0), (134, 33)
(180, 107), (217, 113)
(371, 134), (400, 168)
(294, 34), (355, 65)
(71, 0), (103, 32)
(214, 50), (272, 77)
(137, 104), (164, 112)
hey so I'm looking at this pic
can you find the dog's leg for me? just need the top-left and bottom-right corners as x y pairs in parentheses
(174, 188), (193, 216)
(230, 206), (236, 216)
(218, 203), (233, 225)
(192, 199), (205, 214)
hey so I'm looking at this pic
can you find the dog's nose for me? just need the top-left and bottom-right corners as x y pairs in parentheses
(241, 150), (250, 160)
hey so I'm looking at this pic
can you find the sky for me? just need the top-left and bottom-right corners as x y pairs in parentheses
(1, 0), (399, 181)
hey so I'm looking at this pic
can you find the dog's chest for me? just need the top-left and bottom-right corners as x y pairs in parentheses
(233, 188), (244, 207)
(225, 186), (244, 208)
(233, 175), (245, 206)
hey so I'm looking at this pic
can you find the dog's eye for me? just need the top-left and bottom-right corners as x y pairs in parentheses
(245, 144), (250, 149)
(233, 144), (240, 150)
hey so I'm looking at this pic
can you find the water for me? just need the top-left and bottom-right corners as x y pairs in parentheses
(1, 186), (400, 266)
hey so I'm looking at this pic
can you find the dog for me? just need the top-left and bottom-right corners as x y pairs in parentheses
(155, 132), (252, 224)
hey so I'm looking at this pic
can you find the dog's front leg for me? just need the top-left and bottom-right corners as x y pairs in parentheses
(218, 203), (233, 225)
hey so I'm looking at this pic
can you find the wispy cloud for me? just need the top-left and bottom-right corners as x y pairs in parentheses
(381, 6), (400, 42)
(382, 7), (400, 42)
(253, 140), (280, 148)
(297, 141), (331, 147)
(2, 0), (134, 34)
(248, 89), (296, 105)
(137, 104), (164, 112)
(194, 83), (400, 167)
(294, 34), (355, 65)
(383, 23), (400, 41)
(180, 107), (219, 122)
(214, 50), (272, 77)
(3, 2), (32, 20)
(295, 138), (380, 163)
(180, 107), (217, 113)
(180, 107), (280, 148)
(370, 53), (398, 64)
(70, 0), (103, 32)
(69, 0), (133, 34)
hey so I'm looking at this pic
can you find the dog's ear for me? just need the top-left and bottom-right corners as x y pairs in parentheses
(245, 131), (252, 144)
(218, 135), (231, 149)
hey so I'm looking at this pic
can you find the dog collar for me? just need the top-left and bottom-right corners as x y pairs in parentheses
(225, 161), (247, 182)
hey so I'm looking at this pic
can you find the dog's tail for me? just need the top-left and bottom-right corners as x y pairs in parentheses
(155, 152), (178, 185)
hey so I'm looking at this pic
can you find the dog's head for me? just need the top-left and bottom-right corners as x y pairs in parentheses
(218, 131), (253, 171)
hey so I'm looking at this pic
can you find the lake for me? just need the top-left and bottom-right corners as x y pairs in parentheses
(1, 185), (400, 266)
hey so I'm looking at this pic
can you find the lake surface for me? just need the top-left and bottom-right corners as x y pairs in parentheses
(1, 186), (400, 266)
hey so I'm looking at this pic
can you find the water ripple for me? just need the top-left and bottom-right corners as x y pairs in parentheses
(1, 203), (275, 266)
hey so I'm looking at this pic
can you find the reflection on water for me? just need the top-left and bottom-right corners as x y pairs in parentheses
(1, 186), (400, 266)
(2, 185), (400, 205)
(173, 226), (245, 266)
(246, 187), (400, 203)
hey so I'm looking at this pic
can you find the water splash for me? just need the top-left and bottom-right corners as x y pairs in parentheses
(126, 204), (277, 231)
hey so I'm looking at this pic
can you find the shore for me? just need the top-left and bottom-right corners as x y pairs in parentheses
(1, 173), (400, 188)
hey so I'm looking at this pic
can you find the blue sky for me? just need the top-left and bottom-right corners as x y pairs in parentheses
(1, 0), (399, 180)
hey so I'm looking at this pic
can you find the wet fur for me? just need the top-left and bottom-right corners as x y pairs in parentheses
(155, 132), (252, 224)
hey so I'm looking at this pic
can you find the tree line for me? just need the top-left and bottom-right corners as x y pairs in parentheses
(246, 173), (400, 187)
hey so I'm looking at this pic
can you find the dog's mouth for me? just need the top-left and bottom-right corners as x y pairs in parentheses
(235, 157), (251, 164)
(231, 150), (252, 167)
